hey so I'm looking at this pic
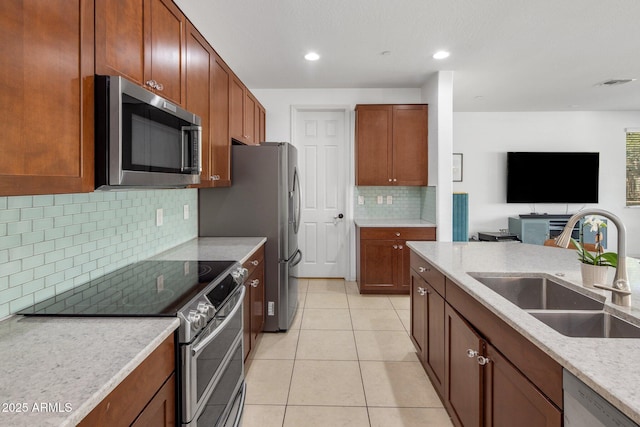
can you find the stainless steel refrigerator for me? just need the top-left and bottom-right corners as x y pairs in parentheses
(198, 142), (301, 331)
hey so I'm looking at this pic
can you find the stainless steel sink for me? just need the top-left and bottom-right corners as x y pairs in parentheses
(529, 311), (640, 338)
(470, 275), (604, 310)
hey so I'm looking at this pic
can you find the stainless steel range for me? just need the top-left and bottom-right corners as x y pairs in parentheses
(19, 259), (247, 427)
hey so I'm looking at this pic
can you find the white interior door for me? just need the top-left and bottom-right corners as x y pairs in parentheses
(295, 109), (348, 278)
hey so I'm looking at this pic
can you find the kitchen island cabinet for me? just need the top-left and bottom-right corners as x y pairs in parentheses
(0, 0), (95, 196)
(356, 225), (436, 293)
(405, 242), (637, 426)
(355, 104), (428, 186)
(409, 255), (445, 397)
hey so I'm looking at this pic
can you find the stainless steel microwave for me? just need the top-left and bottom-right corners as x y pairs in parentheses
(95, 75), (201, 190)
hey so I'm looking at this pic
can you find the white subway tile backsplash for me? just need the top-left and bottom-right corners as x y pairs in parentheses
(0, 188), (198, 315)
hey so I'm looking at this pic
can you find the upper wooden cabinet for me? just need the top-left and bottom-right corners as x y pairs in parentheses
(96, 0), (186, 106)
(230, 75), (264, 145)
(355, 104), (428, 186)
(0, 0), (95, 196)
(209, 53), (232, 186)
(257, 104), (266, 143)
(2, 0), (264, 197)
(185, 22), (213, 188)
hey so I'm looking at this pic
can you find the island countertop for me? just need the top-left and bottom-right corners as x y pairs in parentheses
(406, 241), (640, 424)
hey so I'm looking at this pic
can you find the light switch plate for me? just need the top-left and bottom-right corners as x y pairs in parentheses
(183, 204), (189, 220)
(358, 196), (365, 205)
(156, 208), (163, 226)
(377, 195), (383, 204)
(387, 195), (393, 204)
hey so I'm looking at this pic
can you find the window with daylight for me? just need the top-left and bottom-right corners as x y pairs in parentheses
(627, 130), (640, 206)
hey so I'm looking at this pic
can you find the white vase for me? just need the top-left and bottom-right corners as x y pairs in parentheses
(580, 263), (608, 288)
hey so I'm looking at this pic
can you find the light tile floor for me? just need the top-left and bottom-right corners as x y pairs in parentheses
(243, 278), (454, 427)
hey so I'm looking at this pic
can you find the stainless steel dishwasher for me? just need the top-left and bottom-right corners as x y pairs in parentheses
(563, 370), (638, 427)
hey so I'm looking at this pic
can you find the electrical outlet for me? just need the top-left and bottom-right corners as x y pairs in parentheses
(156, 208), (163, 226)
(377, 195), (383, 204)
(156, 275), (164, 292)
(358, 196), (365, 205)
(183, 204), (189, 220)
(387, 195), (393, 204)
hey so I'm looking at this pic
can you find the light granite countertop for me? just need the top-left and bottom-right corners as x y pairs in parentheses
(355, 218), (437, 227)
(406, 241), (640, 424)
(0, 316), (179, 427)
(152, 237), (266, 263)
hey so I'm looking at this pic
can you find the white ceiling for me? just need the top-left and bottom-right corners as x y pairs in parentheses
(174, 0), (640, 112)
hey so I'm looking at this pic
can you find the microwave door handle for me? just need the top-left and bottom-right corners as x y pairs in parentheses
(196, 126), (202, 173)
(181, 126), (202, 173)
(181, 127), (186, 172)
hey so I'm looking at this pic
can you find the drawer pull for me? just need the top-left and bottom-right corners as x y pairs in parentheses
(417, 287), (430, 296)
(395, 232), (401, 237)
(251, 260), (259, 266)
(250, 279), (259, 288)
(418, 266), (430, 273)
(466, 349), (478, 358)
(477, 356), (491, 366)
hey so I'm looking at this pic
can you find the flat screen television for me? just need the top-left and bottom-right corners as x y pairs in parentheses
(506, 152), (599, 203)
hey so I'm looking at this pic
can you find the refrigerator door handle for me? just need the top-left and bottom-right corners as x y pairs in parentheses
(289, 249), (303, 267)
(291, 167), (301, 234)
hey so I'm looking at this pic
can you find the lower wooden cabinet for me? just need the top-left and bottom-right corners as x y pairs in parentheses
(483, 344), (562, 427)
(131, 373), (176, 427)
(79, 334), (176, 427)
(409, 250), (563, 427)
(444, 304), (483, 427)
(357, 226), (436, 293)
(242, 244), (265, 360)
(410, 269), (445, 396)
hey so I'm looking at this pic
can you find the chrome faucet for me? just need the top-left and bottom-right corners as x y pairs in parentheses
(555, 208), (631, 307)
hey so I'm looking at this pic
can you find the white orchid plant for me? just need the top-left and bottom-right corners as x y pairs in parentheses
(570, 216), (618, 268)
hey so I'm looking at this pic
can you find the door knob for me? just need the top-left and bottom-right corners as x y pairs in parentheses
(335, 213), (344, 219)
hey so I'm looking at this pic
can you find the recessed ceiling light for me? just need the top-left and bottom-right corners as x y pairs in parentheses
(433, 51), (450, 60)
(304, 52), (320, 61)
(596, 78), (636, 86)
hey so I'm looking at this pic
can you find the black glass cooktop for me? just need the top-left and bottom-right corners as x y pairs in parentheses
(18, 260), (237, 317)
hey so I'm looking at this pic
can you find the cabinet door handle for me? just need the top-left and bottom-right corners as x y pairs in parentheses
(250, 279), (259, 288)
(155, 82), (164, 91)
(393, 245), (398, 249)
(418, 266), (429, 273)
(417, 287), (426, 296)
(477, 356), (491, 366)
(466, 349), (478, 358)
(395, 232), (401, 237)
(393, 178), (397, 182)
(388, 178), (392, 182)
(251, 260), (259, 266)
(398, 245), (403, 250)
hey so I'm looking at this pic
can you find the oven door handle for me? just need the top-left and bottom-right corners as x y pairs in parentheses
(191, 286), (245, 357)
(229, 381), (246, 427)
